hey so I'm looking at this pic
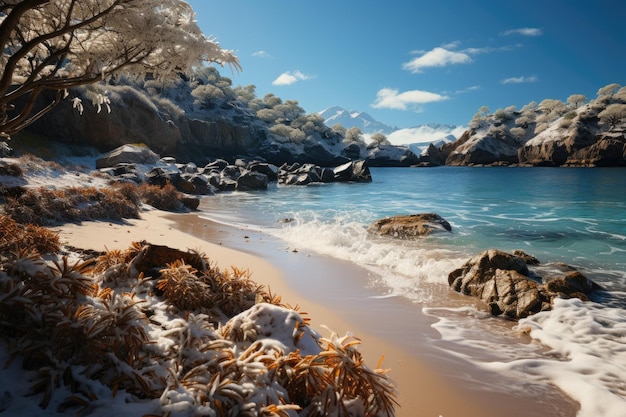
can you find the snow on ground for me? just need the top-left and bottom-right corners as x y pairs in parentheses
(0, 152), (396, 417)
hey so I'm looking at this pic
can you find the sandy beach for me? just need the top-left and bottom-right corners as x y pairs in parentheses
(51, 209), (579, 417)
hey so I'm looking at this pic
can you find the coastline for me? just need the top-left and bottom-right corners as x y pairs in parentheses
(51, 209), (579, 417)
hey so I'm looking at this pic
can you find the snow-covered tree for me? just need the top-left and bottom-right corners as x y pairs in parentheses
(0, 0), (240, 136)
(331, 123), (346, 137)
(343, 126), (365, 145)
(537, 98), (567, 124)
(615, 87), (626, 103)
(368, 132), (390, 148)
(597, 83), (621, 98)
(567, 94), (587, 108)
(599, 103), (626, 130)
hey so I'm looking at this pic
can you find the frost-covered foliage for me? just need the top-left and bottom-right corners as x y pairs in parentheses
(452, 82), (626, 165)
(0, 0), (240, 136)
(468, 82), (626, 142)
(0, 242), (398, 416)
(0, 215), (60, 254)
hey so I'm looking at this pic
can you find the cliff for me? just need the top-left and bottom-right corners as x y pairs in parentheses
(418, 85), (626, 167)
(21, 77), (417, 167)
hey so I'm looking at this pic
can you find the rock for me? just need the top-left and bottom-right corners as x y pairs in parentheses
(221, 165), (243, 181)
(543, 271), (603, 300)
(368, 213), (452, 239)
(320, 167), (335, 182)
(248, 162), (279, 181)
(366, 145), (419, 167)
(0, 141), (12, 157)
(333, 160), (372, 182)
(181, 196), (200, 211)
(448, 249), (603, 320)
(512, 249), (540, 265)
(144, 166), (181, 187)
(415, 143), (448, 167)
(128, 242), (207, 276)
(176, 178), (197, 194)
(342, 143), (362, 160)
(204, 159), (229, 172)
(218, 177), (237, 191)
(448, 249), (545, 319)
(27, 88), (266, 164)
(96, 144), (160, 169)
(236, 170), (268, 191)
(278, 162), (330, 185)
(0, 161), (22, 177)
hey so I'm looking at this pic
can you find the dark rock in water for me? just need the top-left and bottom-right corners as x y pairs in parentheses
(181, 196), (200, 211)
(204, 159), (229, 172)
(368, 213), (452, 239)
(320, 167), (335, 183)
(248, 162), (278, 181)
(333, 160), (372, 182)
(95, 144), (159, 169)
(236, 170), (268, 191)
(221, 165), (243, 181)
(543, 270), (604, 300)
(218, 177), (237, 191)
(278, 161), (334, 185)
(448, 249), (602, 320)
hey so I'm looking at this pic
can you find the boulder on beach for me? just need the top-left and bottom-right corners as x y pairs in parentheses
(448, 249), (603, 320)
(95, 144), (160, 169)
(367, 213), (452, 239)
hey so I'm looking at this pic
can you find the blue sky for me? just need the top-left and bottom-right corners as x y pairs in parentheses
(187, 1), (625, 129)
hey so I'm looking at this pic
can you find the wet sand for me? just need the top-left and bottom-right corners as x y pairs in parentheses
(52, 209), (579, 417)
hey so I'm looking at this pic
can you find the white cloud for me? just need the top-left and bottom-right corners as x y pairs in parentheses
(372, 88), (448, 110)
(501, 76), (538, 84)
(440, 40), (462, 49)
(272, 70), (312, 86)
(252, 50), (270, 58)
(501, 27), (543, 37)
(455, 85), (481, 94)
(402, 47), (471, 73)
(463, 44), (519, 54)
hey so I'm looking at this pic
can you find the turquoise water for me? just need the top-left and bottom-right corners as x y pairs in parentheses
(200, 167), (626, 416)
(203, 167), (626, 287)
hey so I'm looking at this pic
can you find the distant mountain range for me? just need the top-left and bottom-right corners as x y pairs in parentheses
(317, 106), (397, 134)
(317, 106), (466, 150)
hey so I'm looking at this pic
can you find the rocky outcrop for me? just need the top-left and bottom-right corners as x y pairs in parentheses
(277, 160), (371, 185)
(423, 89), (626, 167)
(96, 144), (160, 169)
(368, 213), (452, 239)
(519, 129), (626, 167)
(448, 249), (603, 319)
(99, 145), (375, 192)
(25, 90), (267, 165)
(366, 145), (419, 167)
(445, 129), (526, 166)
(25, 89), (414, 168)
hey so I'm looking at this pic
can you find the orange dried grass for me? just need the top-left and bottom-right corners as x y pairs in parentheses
(0, 215), (60, 254)
(3, 186), (139, 225)
(0, 240), (398, 416)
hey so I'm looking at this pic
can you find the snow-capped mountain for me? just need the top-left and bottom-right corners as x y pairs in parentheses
(317, 106), (396, 134)
(387, 124), (466, 149)
(318, 106), (465, 150)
